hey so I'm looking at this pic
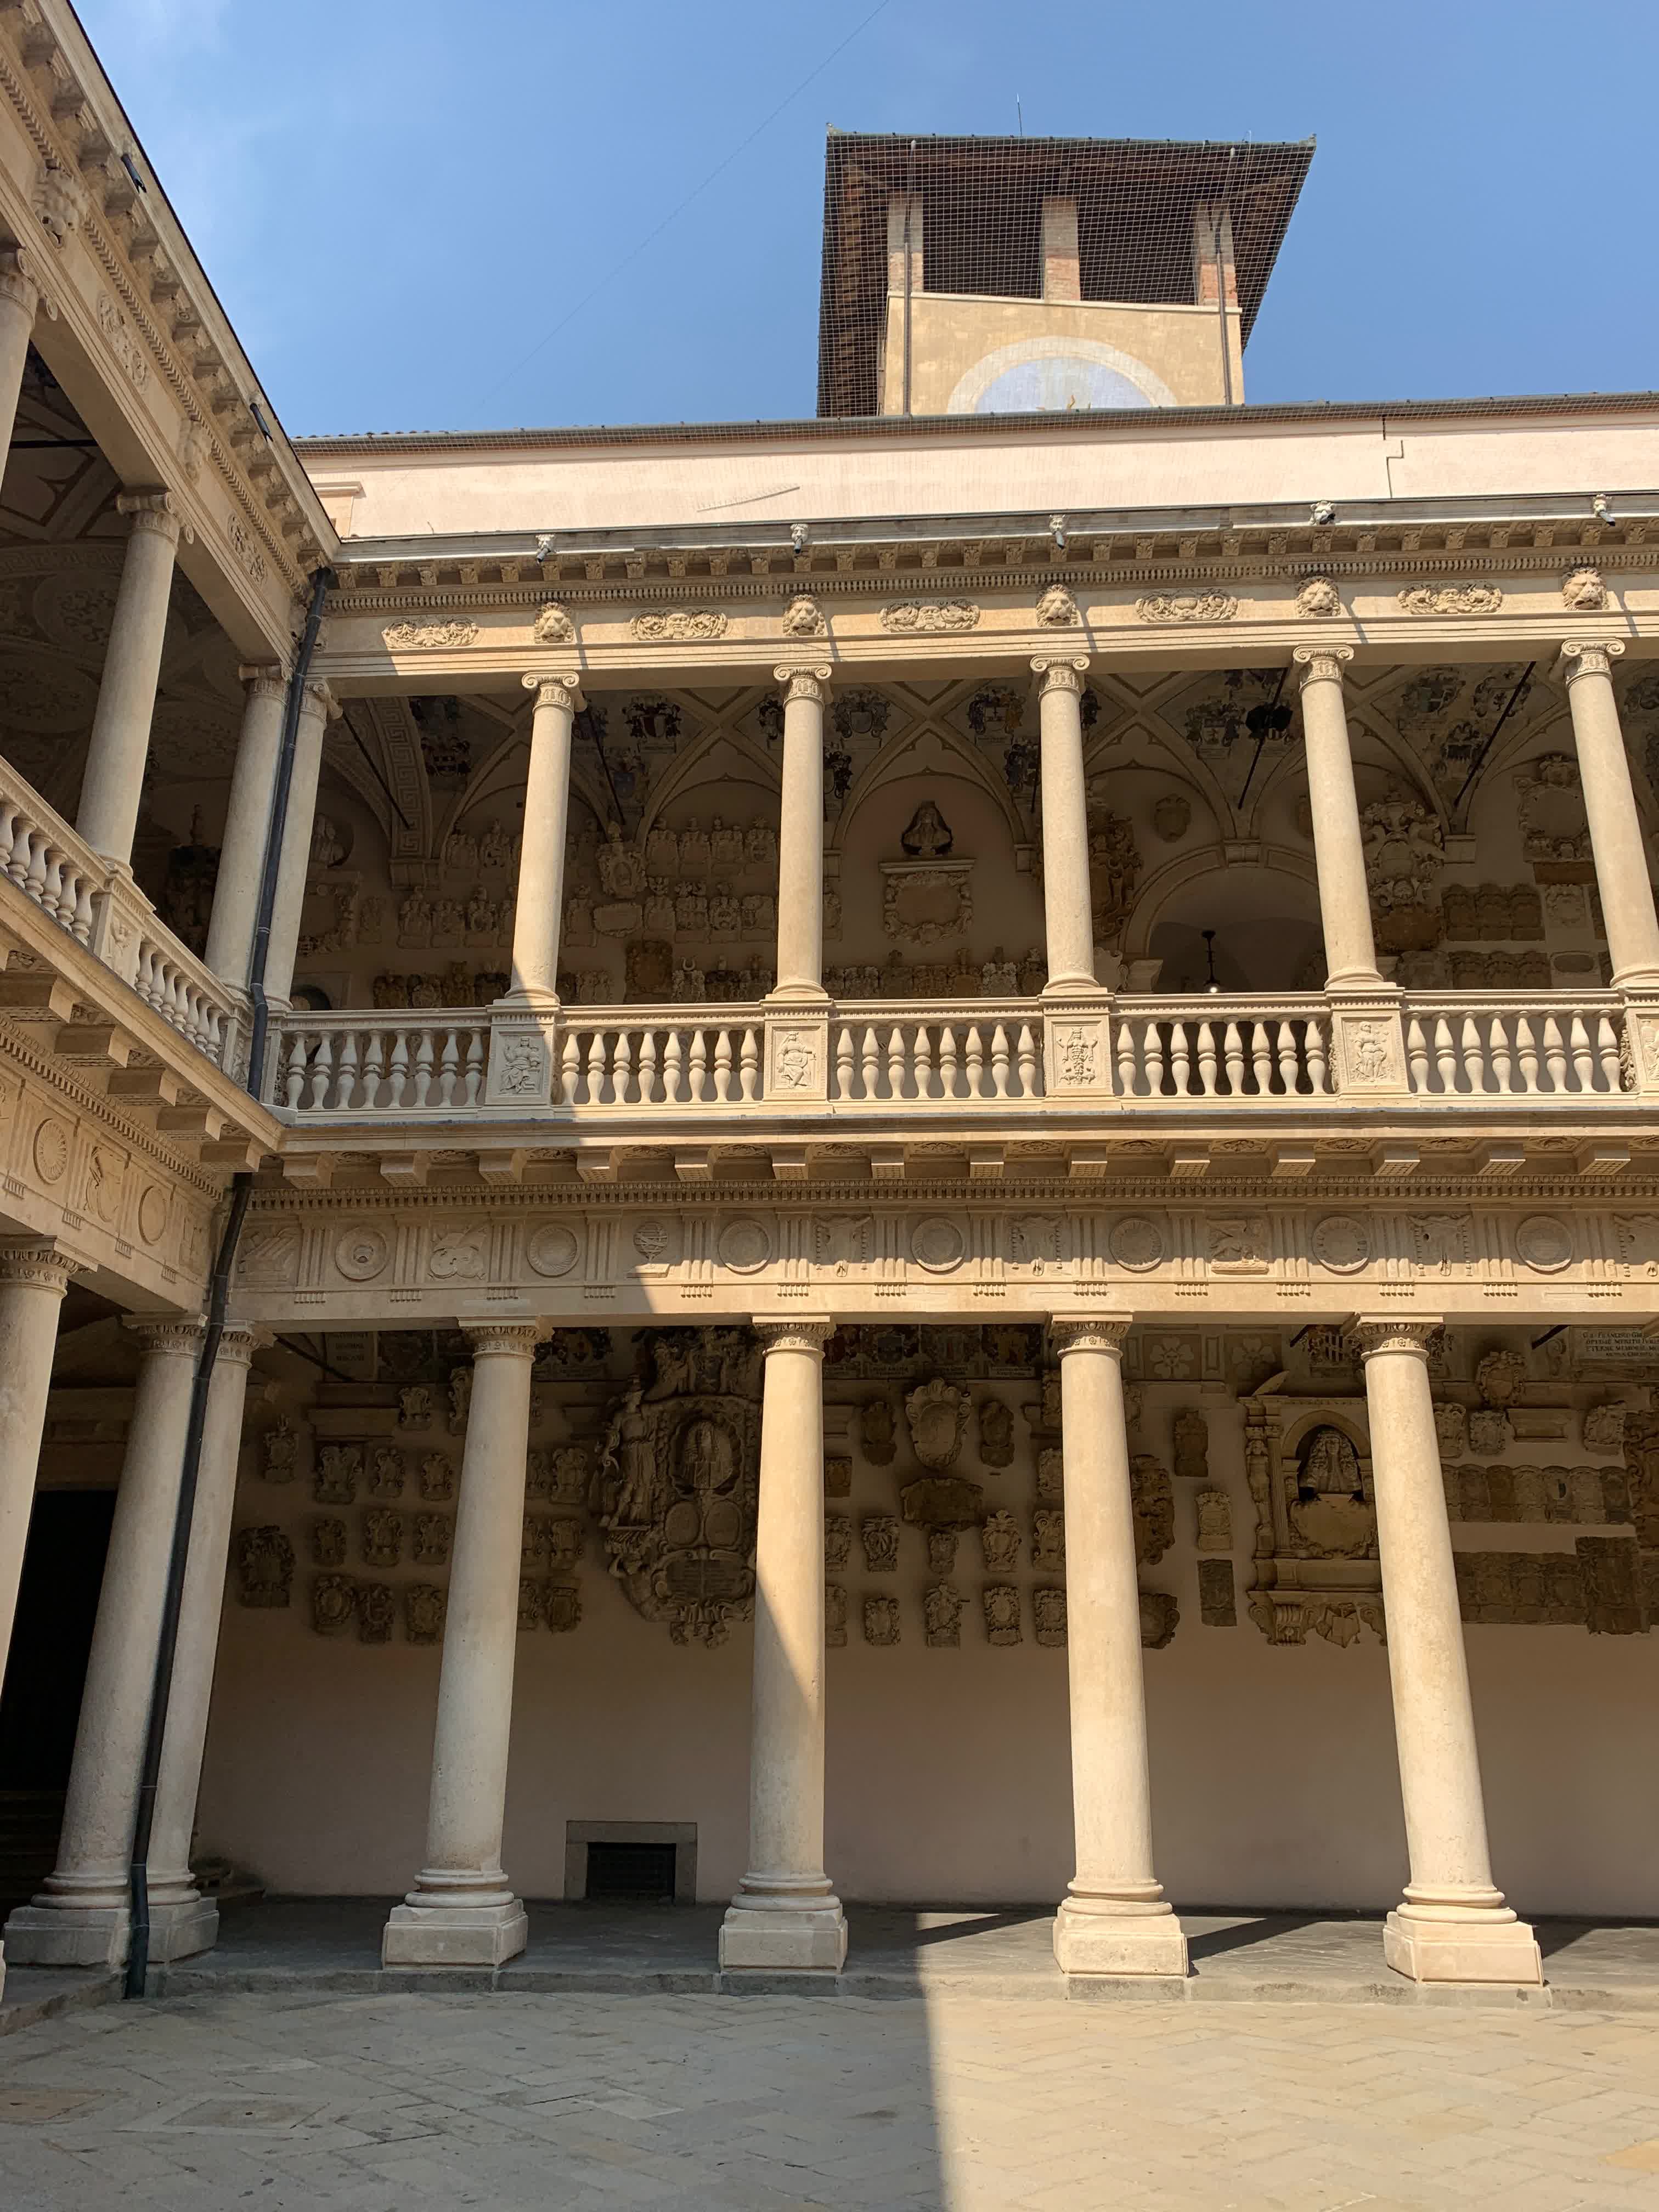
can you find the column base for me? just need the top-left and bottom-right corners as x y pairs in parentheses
(1384, 1904), (1542, 1985)
(719, 1898), (848, 1972)
(383, 1898), (528, 1967)
(2, 1892), (218, 1968)
(1053, 1899), (1189, 1977)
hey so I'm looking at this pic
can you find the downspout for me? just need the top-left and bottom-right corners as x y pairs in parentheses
(125, 565), (332, 1999)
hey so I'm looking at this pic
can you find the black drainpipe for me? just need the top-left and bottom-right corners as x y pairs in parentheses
(125, 566), (332, 1999)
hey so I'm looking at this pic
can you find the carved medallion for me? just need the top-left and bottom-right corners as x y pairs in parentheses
(526, 1222), (580, 1278)
(427, 1223), (487, 1281)
(910, 1216), (966, 1273)
(1109, 1214), (1165, 1270)
(1311, 1215), (1372, 1273)
(718, 1217), (771, 1273)
(1515, 1214), (1574, 1273)
(31, 1118), (69, 1185)
(632, 1218), (676, 1267)
(905, 1377), (969, 1470)
(136, 1183), (169, 1246)
(335, 1223), (391, 1282)
(240, 1223), (300, 1285)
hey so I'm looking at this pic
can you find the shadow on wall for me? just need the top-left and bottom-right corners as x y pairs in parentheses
(1146, 868), (1325, 993)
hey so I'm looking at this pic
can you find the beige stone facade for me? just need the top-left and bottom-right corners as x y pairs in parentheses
(0, 6), (1657, 1999)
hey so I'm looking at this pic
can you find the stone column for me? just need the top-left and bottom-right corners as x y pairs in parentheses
(1562, 639), (1659, 988)
(202, 665), (288, 988)
(0, 1243), (79, 1677)
(1050, 1316), (1188, 1976)
(142, 1327), (259, 1961)
(75, 492), (184, 867)
(720, 1318), (846, 1973)
(505, 672), (579, 1004)
(1032, 657), (1099, 992)
(0, 250), (43, 464)
(1355, 1318), (1542, 1984)
(384, 1323), (540, 1966)
(5, 1321), (202, 1966)
(262, 680), (334, 1008)
(770, 665), (831, 1002)
(1294, 644), (1383, 990)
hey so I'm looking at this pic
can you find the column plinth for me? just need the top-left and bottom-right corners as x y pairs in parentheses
(1561, 639), (1659, 989)
(768, 667), (831, 1005)
(720, 1318), (846, 1973)
(1032, 658), (1103, 995)
(1049, 1316), (1187, 1978)
(1294, 644), (1386, 991)
(383, 1323), (540, 1967)
(1356, 1318), (1542, 1985)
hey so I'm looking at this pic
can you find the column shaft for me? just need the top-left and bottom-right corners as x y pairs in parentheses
(720, 1318), (845, 1972)
(383, 1324), (539, 1966)
(262, 682), (332, 1007)
(0, 1246), (77, 1676)
(0, 252), (42, 464)
(141, 1328), (258, 1961)
(1295, 644), (1383, 989)
(770, 666), (830, 1001)
(1033, 658), (1098, 991)
(1051, 1317), (1187, 1975)
(76, 494), (183, 865)
(202, 667), (288, 986)
(5, 1323), (201, 1966)
(1357, 1320), (1541, 1984)
(1562, 640), (1659, 986)
(507, 673), (578, 1003)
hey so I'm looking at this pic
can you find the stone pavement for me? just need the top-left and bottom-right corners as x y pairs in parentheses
(4, 1982), (1659, 2210)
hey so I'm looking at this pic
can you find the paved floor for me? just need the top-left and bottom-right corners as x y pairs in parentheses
(4, 1982), (1659, 2209)
(133, 1898), (1659, 2010)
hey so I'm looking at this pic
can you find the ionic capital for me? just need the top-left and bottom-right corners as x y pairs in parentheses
(753, 1316), (833, 1357)
(1560, 636), (1626, 686)
(238, 661), (287, 707)
(116, 488), (183, 545)
(297, 677), (338, 723)
(0, 247), (42, 320)
(461, 1321), (543, 1358)
(521, 670), (582, 714)
(1031, 655), (1090, 696)
(1293, 642), (1353, 687)
(122, 1315), (207, 1359)
(1350, 1315), (1443, 1363)
(0, 1240), (83, 1294)
(1049, 1314), (1131, 1358)
(774, 664), (832, 706)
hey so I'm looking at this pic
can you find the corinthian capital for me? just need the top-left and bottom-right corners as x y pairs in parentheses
(522, 670), (582, 713)
(1560, 636), (1626, 685)
(0, 1240), (83, 1294)
(1292, 642), (1353, 686)
(1031, 655), (1090, 696)
(1350, 1315), (1443, 1362)
(117, 488), (183, 545)
(774, 664), (832, 705)
(753, 1316), (833, 1356)
(1049, 1314), (1131, 1358)
(461, 1321), (544, 1358)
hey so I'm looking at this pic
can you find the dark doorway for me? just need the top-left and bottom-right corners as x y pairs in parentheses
(584, 1841), (679, 1903)
(0, 1489), (115, 1914)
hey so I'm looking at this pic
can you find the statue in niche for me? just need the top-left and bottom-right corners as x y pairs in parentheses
(901, 802), (953, 857)
(597, 1328), (762, 1646)
(596, 823), (645, 899)
(1289, 1425), (1377, 1560)
(1172, 1409), (1210, 1482)
(1300, 1427), (1363, 1498)
(1085, 813), (1141, 942)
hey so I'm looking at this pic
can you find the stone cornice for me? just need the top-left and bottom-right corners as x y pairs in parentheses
(0, 1017), (217, 1190)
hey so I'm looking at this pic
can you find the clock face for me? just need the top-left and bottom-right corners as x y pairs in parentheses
(973, 353), (1158, 413)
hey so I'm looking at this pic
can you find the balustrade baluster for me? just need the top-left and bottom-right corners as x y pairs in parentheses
(69, 875), (93, 945)
(713, 1028), (733, 1103)
(1169, 1020), (1192, 1096)
(689, 1027), (709, 1103)
(436, 1030), (460, 1108)
(861, 1025), (881, 1099)
(637, 1030), (659, 1104)
(22, 831), (48, 907)
(964, 1024), (985, 1097)
(463, 1029), (486, 1107)
(1248, 1020), (1272, 1094)
(283, 1034), (307, 1110)
(308, 1033), (335, 1110)
(1460, 1014), (1487, 1094)
(887, 1025), (907, 1100)
(335, 1031), (360, 1110)
(39, 847), (65, 922)
(613, 1029), (635, 1105)
(1405, 1016), (1430, 1091)
(1515, 1014), (1540, 1093)
(3, 814), (27, 887)
(740, 1027), (760, 1101)
(560, 1031), (582, 1105)
(412, 1030), (435, 1108)
(914, 1023), (935, 1099)
(1542, 1014), (1568, 1091)
(1432, 1017), (1457, 1093)
(833, 1026), (853, 1099)
(990, 1023), (1011, 1099)
(1305, 1018), (1329, 1094)
(1489, 1015), (1514, 1095)
(1116, 1020), (1139, 1097)
(1196, 1018), (1220, 1096)
(387, 1032), (410, 1109)
(1598, 1014), (1623, 1091)
(939, 1023), (959, 1098)
(1569, 1014), (1594, 1091)
(663, 1030), (685, 1104)
(1016, 1022), (1039, 1096)
(1144, 1020), (1166, 1094)
(362, 1032), (385, 1109)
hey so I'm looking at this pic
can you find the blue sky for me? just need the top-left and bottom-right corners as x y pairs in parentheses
(77, 1), (1659, 438)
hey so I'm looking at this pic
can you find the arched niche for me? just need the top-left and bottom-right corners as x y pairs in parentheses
(1128, 848), (1323, 993)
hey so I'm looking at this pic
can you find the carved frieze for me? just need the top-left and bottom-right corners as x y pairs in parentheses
(880, 599), (979, 633)
(1397, 584), (1502, 616)
(1135, 591), (1235, 624)
(382, 620), (479, 651)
